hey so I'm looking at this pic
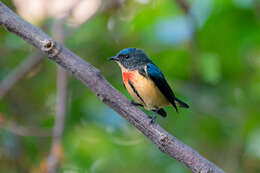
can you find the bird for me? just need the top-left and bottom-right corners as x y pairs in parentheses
(109, 48), (189, 123)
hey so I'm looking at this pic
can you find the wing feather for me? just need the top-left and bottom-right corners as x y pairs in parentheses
(145, 63), (178, 112)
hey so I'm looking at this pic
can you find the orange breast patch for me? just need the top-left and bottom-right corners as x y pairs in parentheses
(122, 71), (135, 84)
(121, 69), (170, 110)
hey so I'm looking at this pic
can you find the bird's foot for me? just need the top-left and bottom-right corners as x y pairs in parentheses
(131, 100), (143, 107)
(149, 114), (157, 124)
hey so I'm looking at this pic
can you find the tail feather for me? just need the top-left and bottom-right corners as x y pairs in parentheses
(175, 97), (189, 108)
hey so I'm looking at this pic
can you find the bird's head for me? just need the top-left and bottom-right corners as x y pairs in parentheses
(109, 48), (151, 70)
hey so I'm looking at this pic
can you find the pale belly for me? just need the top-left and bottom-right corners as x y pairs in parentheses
(123, 70), (170, 110)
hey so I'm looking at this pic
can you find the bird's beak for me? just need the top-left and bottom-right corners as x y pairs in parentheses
(109, 56), (119, 61)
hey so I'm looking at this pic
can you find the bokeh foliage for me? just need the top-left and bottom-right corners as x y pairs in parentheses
(0, 0), (260, 172)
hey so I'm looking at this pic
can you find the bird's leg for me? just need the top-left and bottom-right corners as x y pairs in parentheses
(149, 113), (157, 124)
(150, 109), (164, 124)
(131, 100), (143, 107)
(131, 101), (156, 123)
(149, 110), (159, 124)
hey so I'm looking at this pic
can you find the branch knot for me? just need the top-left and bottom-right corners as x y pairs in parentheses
(160, 134), (171, 148)
(41, 39), (61, 58)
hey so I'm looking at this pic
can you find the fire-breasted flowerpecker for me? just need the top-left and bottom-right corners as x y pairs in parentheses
(109, 48), (189, 123)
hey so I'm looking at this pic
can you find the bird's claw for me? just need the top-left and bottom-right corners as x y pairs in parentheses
(149, 114), (157, 124)
(130, 101), (156, 123)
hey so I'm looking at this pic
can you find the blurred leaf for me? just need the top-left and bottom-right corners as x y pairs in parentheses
(200, 53), (221, 84)
(246, 128), (260, 159)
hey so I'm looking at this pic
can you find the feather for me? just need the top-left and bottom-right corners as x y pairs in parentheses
(128, 80), (145, 104)
(146, 63), (179, 112)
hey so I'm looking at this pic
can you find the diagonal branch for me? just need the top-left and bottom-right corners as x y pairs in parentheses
(0, 2), (225, 173)
(0, 120), (50, 137)
(0, 112), (50, 136)
(0, 51), (44, 99)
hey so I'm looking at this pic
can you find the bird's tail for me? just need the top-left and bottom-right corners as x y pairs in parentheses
(175, 97), (189, 108)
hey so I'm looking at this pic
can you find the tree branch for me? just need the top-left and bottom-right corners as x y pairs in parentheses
(0, 120), (50, 137)
(175, 0), (190, 14)
(0, 113), (50, 137)
(47, 21), (68, 173)
(0, 2), (225, 173)
(46, 1), (82, 171)
(0, 51), (44, 99)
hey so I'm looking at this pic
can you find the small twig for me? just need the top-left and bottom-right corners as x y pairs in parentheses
(0, 117), (50, 137)
(46, 46), (68, 173)
(46, 67), (68, 173)
(0, 51), (44, 99)
(0, 2), (225, 173)
(175, 0), (190, 14)
(46, 1), (82, 172)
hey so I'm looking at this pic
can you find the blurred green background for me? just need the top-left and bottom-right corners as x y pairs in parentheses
(1, 0), (260, 172)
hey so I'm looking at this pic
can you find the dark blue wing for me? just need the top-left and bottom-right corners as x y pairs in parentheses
(146, 63), (178, 112)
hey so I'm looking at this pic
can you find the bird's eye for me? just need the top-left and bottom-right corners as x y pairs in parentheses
(125, 55), (130, 59)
